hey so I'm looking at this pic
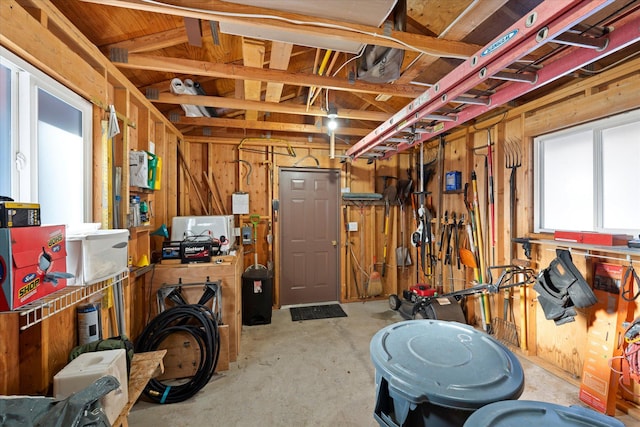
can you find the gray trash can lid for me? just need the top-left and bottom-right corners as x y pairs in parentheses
(463, 400), (625, 426)
(370, 319), (524, 410)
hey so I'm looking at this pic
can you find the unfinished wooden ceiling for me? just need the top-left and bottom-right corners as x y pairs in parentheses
(49, 0), (640, 148)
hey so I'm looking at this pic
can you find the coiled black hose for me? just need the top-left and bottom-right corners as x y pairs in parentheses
(135, 304), (219, 403)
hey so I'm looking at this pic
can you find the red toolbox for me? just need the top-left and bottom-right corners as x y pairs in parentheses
(554, 230), (632, 246)
(0, 225), (68, 311)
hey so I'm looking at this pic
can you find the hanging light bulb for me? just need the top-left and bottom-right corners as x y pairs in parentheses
(327, 107), (338, 131)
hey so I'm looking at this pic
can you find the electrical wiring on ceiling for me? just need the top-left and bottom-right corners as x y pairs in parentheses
(140, 0), (463, 59)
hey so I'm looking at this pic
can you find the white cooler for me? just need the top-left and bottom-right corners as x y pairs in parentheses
(66, 229), (129, 285)
(53, 349), (129, 425)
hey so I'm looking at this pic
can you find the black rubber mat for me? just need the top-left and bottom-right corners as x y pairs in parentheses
(290, 304), (347, 321)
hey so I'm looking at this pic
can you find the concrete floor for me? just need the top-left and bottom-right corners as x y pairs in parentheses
(129, 300), (636, 426)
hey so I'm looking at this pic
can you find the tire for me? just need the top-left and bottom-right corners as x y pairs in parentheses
(389, 294), (401, 311)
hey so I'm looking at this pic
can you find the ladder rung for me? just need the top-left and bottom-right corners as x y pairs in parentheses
(372, 145), (397, 152)
(492, 71), (538, 83)
(571, 23), (610, 38)
(553, 32), (609, 50)
(421, 114), (457, 122)
(453, 96), (491, 106)
(505, 62), (543, 71)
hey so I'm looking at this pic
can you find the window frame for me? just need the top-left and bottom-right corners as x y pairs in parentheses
(534, 108), (640, 236)
(1, 47), (93, 224)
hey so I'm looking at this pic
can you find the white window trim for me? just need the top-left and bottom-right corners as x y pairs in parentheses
(1, 47), (93, 221)
(534, 108), (640, 236)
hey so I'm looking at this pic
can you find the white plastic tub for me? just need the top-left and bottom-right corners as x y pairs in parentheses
(54, 349), (128, 425)
(66, 229), (129, 285)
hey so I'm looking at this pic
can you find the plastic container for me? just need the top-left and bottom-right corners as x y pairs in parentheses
(463, 400), (625, 427)
(66, 229), (129, 285)
(370, 319), (524, 427)
(53, 349), (128, 425)
(242, 266), (273, 325)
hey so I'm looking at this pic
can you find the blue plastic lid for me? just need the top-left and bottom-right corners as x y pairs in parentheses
(370, 319), (524, 410)
(463, 400), (625, 426)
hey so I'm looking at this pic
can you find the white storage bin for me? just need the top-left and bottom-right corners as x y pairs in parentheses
(54, 349), (128, 425)
(66, 229), (129, 285)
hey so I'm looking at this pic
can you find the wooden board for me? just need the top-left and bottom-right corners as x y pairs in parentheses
(156, 324), (229, 381)
(112, 350), (166, 427)
(580, 263), (633, 415)
(0, 313), (20, 394)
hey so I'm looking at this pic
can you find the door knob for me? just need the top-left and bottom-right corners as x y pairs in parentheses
(331, 240), (337, 247)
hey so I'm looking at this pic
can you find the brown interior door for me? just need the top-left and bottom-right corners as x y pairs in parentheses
(279, 168), (340, 306)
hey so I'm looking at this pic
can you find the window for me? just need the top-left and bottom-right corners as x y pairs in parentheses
(0, 48), (92, 226)
(534, 109), (640, 236)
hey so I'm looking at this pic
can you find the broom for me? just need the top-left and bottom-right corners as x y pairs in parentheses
(368, 256), (383, 297)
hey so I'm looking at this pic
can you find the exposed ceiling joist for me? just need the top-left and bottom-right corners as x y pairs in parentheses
(242, 38), (265, 120)
(114, 53), (426, 98)
(397, 0), (511, 85)
(79, 0), (482, 58)
(177, 116), (372, 136)
(103, 26), (191, 53)
(154, 92), (390, 121)
(265, 41), (294, 103)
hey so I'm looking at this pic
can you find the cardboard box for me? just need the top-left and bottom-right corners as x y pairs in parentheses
(554, 231), (632, 246)
(0, 202), (41, 228)
(579, 263), (632, 415)
(129, 150), (149, 188)
(161, 241), (181, 260)
(0, 225), (68, 311)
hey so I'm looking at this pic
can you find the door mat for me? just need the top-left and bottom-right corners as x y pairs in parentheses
(290, 304), (347, 321)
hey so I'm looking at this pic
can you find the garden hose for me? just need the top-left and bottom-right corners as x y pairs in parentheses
(136, 304), (220, 403)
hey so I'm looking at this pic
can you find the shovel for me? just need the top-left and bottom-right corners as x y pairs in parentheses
(395, 178), (413, 270)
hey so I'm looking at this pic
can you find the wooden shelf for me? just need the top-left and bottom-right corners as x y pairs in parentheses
(531, 239), (640, 259)
(130, 225), (152, 234)
(129, 186), (154, 194)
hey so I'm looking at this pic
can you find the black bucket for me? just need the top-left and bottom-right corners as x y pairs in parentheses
(242, 266), (273, 326)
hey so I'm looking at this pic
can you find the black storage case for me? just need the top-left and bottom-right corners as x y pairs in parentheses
(242, 266), (273, 325)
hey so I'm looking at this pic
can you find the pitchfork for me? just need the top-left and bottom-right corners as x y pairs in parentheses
(505, 138), (522, 260)
(496, 139), (523, 348)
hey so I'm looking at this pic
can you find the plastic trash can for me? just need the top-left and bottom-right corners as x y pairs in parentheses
(242, 265), (273, 325)
(463, 400), (625, 427)
(370, 319), (525, 427)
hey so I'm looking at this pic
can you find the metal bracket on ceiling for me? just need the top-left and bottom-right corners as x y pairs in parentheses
(145, 88), (159, 100)
(109, 47), (128, 63)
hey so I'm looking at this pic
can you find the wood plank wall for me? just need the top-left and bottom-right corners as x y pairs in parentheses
(179, 57), (640, 403)
(0, 0), (181, 395)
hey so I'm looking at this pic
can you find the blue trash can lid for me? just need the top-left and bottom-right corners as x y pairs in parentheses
(370, 319), (524, 410)
(463, 400), (625, 426)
